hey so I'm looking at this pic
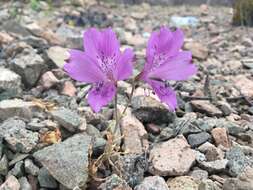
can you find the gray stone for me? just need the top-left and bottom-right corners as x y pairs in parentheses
(132, 95), (175, 124)
(226, 147), (252, 177)
(99, 174), (132, 190)
(46, 46), (69, 68)
(167, 176), (199, 190)
(9, 154), (29, 166)
(198, 159), (228, 174)
(0, 68), (22, 101)
(33, 133), (92, 189)
(19, 177), (32, 190)
(8, 161), (24, 178)
(0, 99), (37, 121)
(24, 159), (39, 176)
(187, 132), (211, 148)
(0, 154), (8, 175)
(38, 167), (58, 189)
(10, 49), (47, 87)
(50, 107), (82, 132)
(135, 176), (169, 190)
(190, 169), (209, 180)
(0, 118), (39, 153)
(0, 175), (20, 190)
(199, 179), (221, 190)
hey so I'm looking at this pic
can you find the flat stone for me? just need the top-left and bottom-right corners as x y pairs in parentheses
(9, 161), (24, 178)
(184, 41), (208, 60)
(10, 49), (47, 87)
(39, 71), (59, 89)
(19, 177), (32, 190)
(0, 118), (39, 153)
(233, 75), (253, 98)
(135, 176), (169, 190)
(167, 176), (199, 190)
(0, 67), (22, 101)
(99, 174), (132, 190)
(187, 132), (211, 148)
(46, 46), (69, 68)
(50, 107), (83, 132)
(0, 175), (20, 190)
(24, 159), (39, 176)
(0, 154), (8, 175)
(132, 95), (175, 124)
(120, 109), (148, 154)
(211, 127), (231, 148)
(33, 133), (92, 189)
(190, 169), (209, 180)
(198, 159), (228, 173)
(37, 167), (58, 189)
(0, 99), (37, 121)
(198, 142), (224, 161)
(191, 100), (222, 117)
(61, 81), (77, 97)
(149, 135), (196, 176)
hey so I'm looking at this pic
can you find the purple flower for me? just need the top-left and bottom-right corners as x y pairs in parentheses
(64, 28), (134, 112)
(139, 26), (197, 111)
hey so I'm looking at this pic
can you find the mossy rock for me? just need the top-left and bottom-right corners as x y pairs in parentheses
(233, 0), (253, 26)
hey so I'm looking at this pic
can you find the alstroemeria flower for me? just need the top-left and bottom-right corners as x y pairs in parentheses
(139, 26), (197, 111)
(64, 28), (134, 112)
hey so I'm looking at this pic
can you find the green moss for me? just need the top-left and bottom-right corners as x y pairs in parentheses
(233, 0), (253, 26)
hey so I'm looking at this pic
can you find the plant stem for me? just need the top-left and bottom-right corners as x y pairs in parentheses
(113, 84), (119, 135)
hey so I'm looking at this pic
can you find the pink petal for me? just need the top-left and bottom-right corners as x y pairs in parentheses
(83, 28), (101, 56)
(149, 80), (177, 111)
(100, 28), (120, 57)
(116, 48), (134, 80)
(64, 49), (105, 83)
(149, 51), (197, 81)
(87, 82), (116, 112)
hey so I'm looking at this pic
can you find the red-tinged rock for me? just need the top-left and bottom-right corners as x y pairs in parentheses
(146, 123), (161, 135)
(211, 127), (231, 148)
(40, 71), (59, 89)
(0, 175), (20, 190)
(61, 81), (77, 97)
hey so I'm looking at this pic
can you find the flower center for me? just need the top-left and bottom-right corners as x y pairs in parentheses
(151, 53), (168, 71)
(97, 52), (117, 81)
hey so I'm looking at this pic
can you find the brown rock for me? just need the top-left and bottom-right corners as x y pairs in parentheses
(39, 71), (59, 89)
(167, 176), (199, 190)
(211, 128), (231, 148)
(135, 176), (169, 190)
(61, 81), (77, 97)
(233, 75), (253, 98)
(0, 175), (20, 190)
(120, 109), (148, 154)
(184, 42), (208, 60)
(0, 31), (14, 44)
(198, 142), (224, 161)
(191, 100), (223, 117)
(149, 135), (196, 176)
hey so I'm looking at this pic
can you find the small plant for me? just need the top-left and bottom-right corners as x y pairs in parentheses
(30, 0), (40, 11)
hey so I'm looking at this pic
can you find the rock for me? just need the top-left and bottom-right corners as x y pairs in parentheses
(160, 127), (175, 141)
(190, 169), (208, 180)
(233, 75), (253, 98)
(149, 135), (196, 176)
(61, 81), (77, 97)
(167, 176), (199, 190)
(0, 175), (20, 190)
(39, 71), (59, 89)
(184, 41), (208, 60)
(211, 128), (231, 148)
(37, 167), (58, 189)
(0, 68), (22, 101)
(198, 159), (228, 173)
(10, 49), (47, 87)
(24, 159), (39, 176)
(198, 179), (221, 190)
(50, 107), (83, 132)
(120, 109), (148, 154)
(191, 100), (222, 117)
(223, 167), (253, 190)
(9, 161), (24, 178)
(145, 123), (161, 135)
(0, 154), (8, 175)
(33, 133), (91, 189)
(115, 155), (146, 187)
(19, 177), (32, 190)
(0, 99), (37, 121)
(0, 118), (39, 153)
(226, 147), (252, 177)
(198, 142), (224, 161)
(135, 176), (169, 190)
(187, 132), (211, 148)
(0, 32), (14, 44)
(99, 174), (132, 190)
(132, 96), (175, 124)
(46, 46), (69, 68)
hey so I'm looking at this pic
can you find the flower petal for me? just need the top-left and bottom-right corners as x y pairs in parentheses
(83, 28), (101, 56)
(149, 80), (177, 111)
(87, 82), (116, 112)
(116, 48), (134, 80)
(64, 49), (105, 83)
(100, 28), (120, 57)
(144, 27), (184, 72)
(149, 51), (197, 81)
